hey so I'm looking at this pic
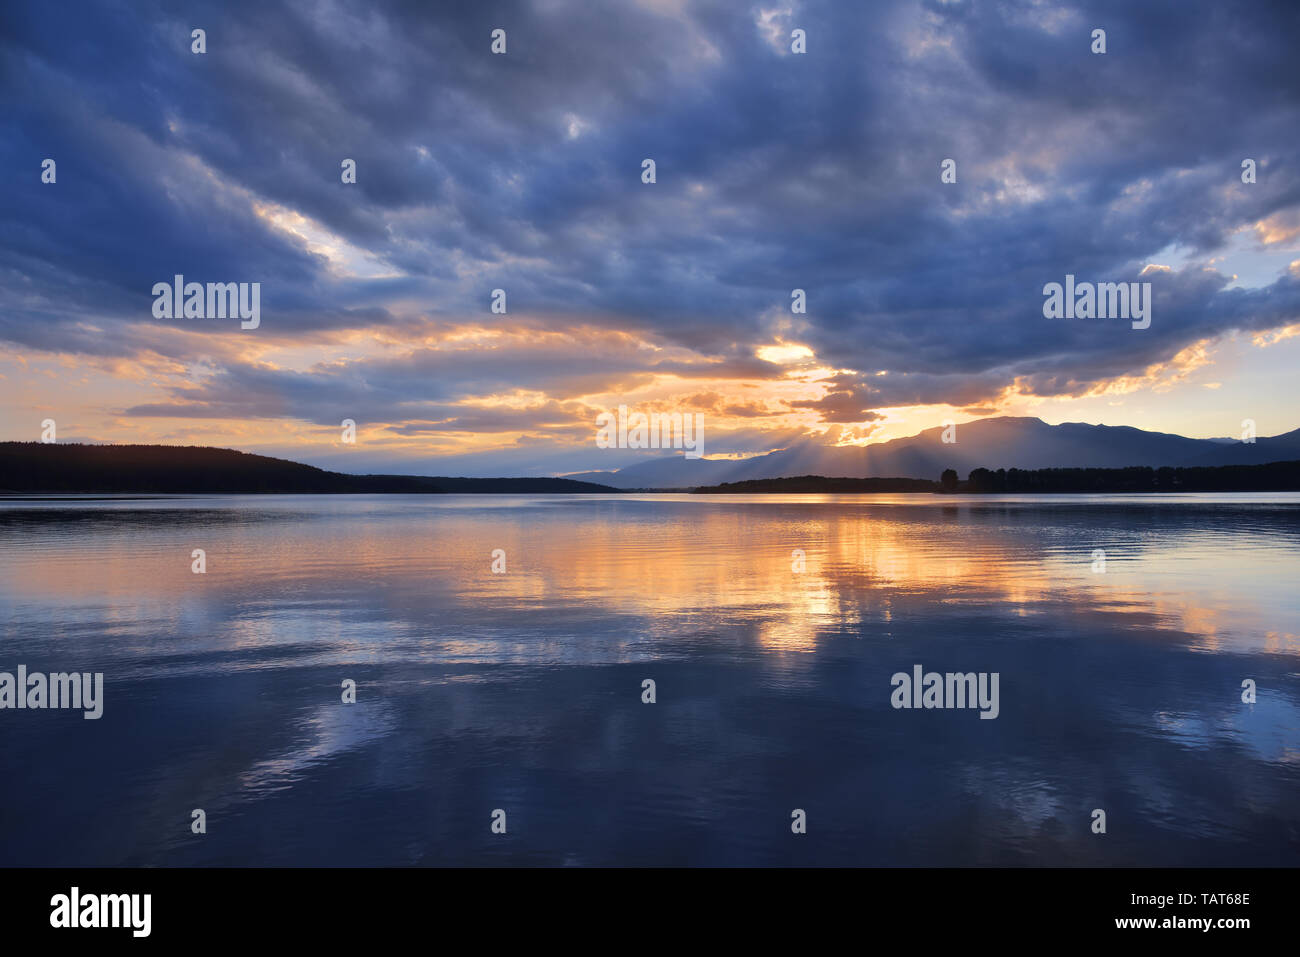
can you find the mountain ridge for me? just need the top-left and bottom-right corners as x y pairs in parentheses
(567, 416), (1300, 488)
(4, 417), (1299, 493)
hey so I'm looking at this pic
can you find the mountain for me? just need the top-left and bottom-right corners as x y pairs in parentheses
(1186, 427), (1300, 466)
(0, 443), (618, 494)
(8, 420), (1296, 494)
(566, 417), (1300, 488)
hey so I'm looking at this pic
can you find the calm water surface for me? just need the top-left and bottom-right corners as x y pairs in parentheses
(1, 493), (1297, 865)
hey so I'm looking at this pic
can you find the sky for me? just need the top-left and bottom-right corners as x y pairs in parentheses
(2, 0), (1299, 476)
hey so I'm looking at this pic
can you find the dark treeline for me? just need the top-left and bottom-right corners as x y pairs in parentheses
(964, 460), (1300, 492)
(694, 475), (939, 493)
(0, 443), (617, 494)
(693, 461), (1300, 494)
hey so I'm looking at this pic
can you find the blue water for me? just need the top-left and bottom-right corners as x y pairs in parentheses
(0, 493), (1297, 865)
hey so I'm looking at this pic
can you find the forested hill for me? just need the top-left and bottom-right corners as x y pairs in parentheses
(0, 443), (618, 494)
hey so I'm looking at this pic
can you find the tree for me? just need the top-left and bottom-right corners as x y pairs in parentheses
(940, 468), (959, 492)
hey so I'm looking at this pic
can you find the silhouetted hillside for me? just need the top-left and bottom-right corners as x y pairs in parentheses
(7, 442), (1296, 496)
(0, 443), (618, 494)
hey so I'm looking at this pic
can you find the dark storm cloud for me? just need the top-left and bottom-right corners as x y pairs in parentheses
(2, 0), (1299, 417)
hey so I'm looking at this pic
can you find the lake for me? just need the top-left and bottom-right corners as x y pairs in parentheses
(1, 493), (1297, 865)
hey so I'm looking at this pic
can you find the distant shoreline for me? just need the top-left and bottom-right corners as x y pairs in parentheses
(691, 461), (1300, 494)
(5, 443), (1300, 496)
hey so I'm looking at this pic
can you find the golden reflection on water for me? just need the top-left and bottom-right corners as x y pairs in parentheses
(1, 494), (1298, 866)
(2, 494), (1296, 660)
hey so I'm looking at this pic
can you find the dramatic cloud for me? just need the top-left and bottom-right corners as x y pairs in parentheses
(2, 0), (1298, 471)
